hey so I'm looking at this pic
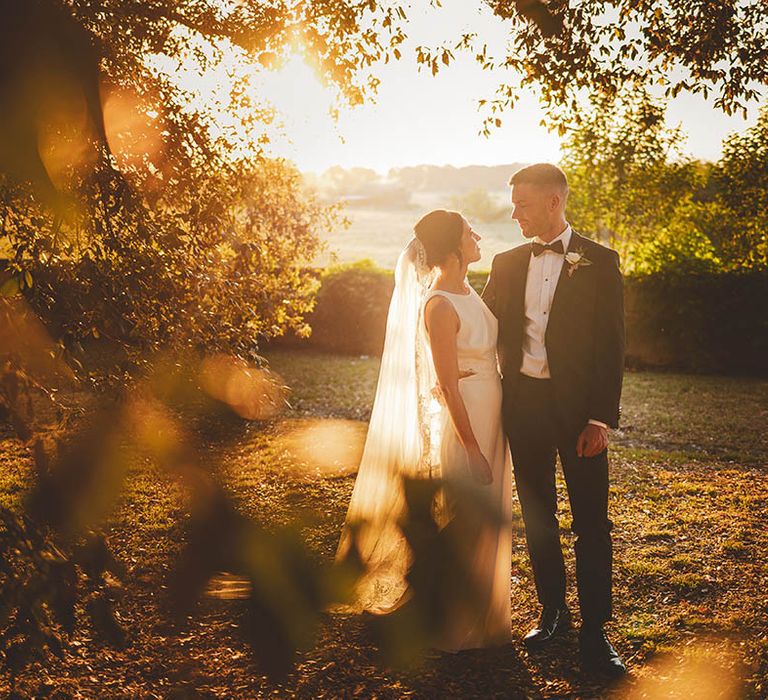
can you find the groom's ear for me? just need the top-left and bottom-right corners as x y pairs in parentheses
(552, 184), (569, 211)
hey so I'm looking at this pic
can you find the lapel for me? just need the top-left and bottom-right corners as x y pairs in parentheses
(548, 229), (583, 326)
(506, 243), (532, 330)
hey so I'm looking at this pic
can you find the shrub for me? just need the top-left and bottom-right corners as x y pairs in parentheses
(303, 260), (394, 356)
(290, 263), (768, 376)
(623, 271), (768, 374)
(467, 270), (489, 295)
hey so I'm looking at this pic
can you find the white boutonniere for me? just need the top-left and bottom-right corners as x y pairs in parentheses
(565, 248), (593, 277)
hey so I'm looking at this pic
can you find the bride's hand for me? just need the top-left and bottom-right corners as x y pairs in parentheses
(466, 445), (493, 485)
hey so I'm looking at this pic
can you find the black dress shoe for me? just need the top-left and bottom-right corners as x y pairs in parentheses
(579, 627), (627, 678)
(523, 606), (572, 648)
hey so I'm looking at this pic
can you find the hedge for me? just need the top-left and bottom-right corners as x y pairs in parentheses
(623, 271), (767, 374)
(274, 262), (768, 376)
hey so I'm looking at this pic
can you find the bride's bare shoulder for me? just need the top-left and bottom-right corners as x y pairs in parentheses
(424, 292), (453, 315)
(424, 293), (459, 332)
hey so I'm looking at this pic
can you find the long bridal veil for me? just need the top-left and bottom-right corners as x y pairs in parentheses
(334, 238), (443, 613)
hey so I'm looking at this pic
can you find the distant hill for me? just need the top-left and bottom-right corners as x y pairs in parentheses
(386, 163), (527, 193)
(303, 163), (527, 206)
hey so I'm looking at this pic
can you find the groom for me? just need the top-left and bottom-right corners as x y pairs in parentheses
(482, 163), (626, 677)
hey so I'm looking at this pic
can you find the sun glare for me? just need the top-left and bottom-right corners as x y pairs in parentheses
(275, 418), (367, 478)
(259, 54), (336, 119)
(252, 53), (344, 161)
(153, 38), (343, 164)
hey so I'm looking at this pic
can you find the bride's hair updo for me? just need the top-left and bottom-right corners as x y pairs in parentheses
(413, 209), (465, 269)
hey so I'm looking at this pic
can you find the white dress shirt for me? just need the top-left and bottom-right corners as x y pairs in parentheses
(520, 224), (571, 379)
(520, 224), (607, 430)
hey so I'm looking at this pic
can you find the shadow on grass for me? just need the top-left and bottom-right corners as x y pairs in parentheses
(291, 614), (541, 699)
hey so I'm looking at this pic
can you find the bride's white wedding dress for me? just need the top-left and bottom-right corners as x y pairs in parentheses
(422, 286), (513, 650)
(334, 239), (513, 652)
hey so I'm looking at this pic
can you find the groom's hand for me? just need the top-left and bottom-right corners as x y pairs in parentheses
(576, 423), (609, 458)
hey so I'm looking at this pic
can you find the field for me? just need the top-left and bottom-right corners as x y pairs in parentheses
(317, 197), (526, 270)
(1, 352), (767, 698)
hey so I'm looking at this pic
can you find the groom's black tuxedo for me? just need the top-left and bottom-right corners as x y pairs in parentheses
(482, 230), (625, 627)
(482, 230), (625, 437)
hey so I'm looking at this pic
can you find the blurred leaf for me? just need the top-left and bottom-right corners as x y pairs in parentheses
(48, 559), (78, 633)
(367, 474), (506, 667)
(0, 0), (109, 207)
(73, 533), (126, 582)
(86, 594), (126, 647)
(166, 490), (240, 618)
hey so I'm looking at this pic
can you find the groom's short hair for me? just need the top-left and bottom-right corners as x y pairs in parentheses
(509, 163), (569, 197)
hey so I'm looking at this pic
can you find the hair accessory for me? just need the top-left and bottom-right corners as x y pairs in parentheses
(405, 237), (431, 280)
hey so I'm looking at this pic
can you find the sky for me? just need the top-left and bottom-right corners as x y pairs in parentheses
(217, 1), (761, 174)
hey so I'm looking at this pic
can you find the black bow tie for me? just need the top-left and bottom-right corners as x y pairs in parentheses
(531, 240), (565, 257)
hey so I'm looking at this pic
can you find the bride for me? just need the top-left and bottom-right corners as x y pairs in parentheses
(334, 209), (513, 652)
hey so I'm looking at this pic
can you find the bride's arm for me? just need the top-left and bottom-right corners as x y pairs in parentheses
(424, 296), (492, 484)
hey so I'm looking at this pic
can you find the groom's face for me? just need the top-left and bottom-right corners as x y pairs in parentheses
(510, 183), (558, 239)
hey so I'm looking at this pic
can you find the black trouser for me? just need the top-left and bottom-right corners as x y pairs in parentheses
(504, 374), (613, 627)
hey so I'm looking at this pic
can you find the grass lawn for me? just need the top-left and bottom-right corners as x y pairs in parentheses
(1, 350), (767, 698)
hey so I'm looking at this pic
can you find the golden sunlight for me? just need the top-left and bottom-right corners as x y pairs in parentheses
(626, 641), (743, 699)
(247, 53), (341, 159)
(206, 573), (252, 600)
(200, 354), (286, 421)
(274, 418), (366, 478)
(102, 89), (165, 171)
(37, 82), (95, 189)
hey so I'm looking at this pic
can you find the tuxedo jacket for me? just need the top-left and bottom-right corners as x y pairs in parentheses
(482, 231), (625, 436)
